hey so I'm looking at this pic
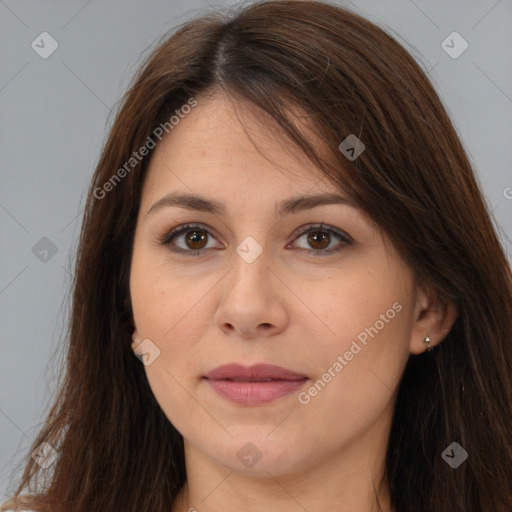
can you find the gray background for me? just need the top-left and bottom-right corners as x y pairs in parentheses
(1, 0), (511, 502)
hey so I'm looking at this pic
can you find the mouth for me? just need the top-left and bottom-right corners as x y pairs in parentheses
(203, 363), (309, 405)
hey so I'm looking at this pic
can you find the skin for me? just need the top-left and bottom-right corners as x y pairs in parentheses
(129, 90), (458, 512)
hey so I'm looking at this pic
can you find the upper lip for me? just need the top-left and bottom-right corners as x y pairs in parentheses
(204, 363), (308, 381)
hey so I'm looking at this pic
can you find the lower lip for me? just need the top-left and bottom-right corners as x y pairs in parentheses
(205, 378), (308, 405)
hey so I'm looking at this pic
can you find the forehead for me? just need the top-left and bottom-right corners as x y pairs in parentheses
(142, 91), (335, 196)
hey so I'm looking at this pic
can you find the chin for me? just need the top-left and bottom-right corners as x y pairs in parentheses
(208, 433), (315, 477)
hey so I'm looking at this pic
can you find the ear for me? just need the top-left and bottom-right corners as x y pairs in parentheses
(131, 328), (142, 352)
(409, 285), (458, 355)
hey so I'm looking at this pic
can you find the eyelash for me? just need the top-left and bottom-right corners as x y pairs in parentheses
(159, 223), (353, 257)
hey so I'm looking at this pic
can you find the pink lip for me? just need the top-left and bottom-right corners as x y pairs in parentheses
(204, 363), (309, 405)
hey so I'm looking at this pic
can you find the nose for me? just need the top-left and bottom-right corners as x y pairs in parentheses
(214, 247), (289, 339)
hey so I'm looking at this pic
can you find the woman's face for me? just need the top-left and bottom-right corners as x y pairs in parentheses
(129, 91), (428, 478)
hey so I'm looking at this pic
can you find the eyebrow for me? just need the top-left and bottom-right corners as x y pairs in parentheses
(146, 191), (358, 218)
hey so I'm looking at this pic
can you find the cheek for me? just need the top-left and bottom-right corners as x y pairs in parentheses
(130, 264), (214, 435)
(131, 279), (210, 354)
(144, 363), (200, 434)
(297, 261), (411, 359)
(130, 241), (205, 341)
(129, 248), (219, 387)
(292, 311), (412, 460)
(293, 262), (413, 424)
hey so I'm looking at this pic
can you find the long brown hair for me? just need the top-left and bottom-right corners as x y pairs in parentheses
(3, 1), (511, 510)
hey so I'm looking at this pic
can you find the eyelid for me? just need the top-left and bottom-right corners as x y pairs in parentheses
(160, 222), (221, 247)
(291, 223), (353, 245)
(156, 224), (219, 257)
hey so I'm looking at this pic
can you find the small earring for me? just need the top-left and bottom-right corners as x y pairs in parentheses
(424, 336), (433, 352)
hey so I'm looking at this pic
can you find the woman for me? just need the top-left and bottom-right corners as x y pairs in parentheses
(2, 1), (511, 511)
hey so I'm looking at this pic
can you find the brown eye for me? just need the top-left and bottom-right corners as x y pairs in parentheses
(307, 230), (331, 250)
(161, 223), (352, 257)
(291, 224), (352, 256)
(184, 229), (208, 250)
(161, 224), (220, 254)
